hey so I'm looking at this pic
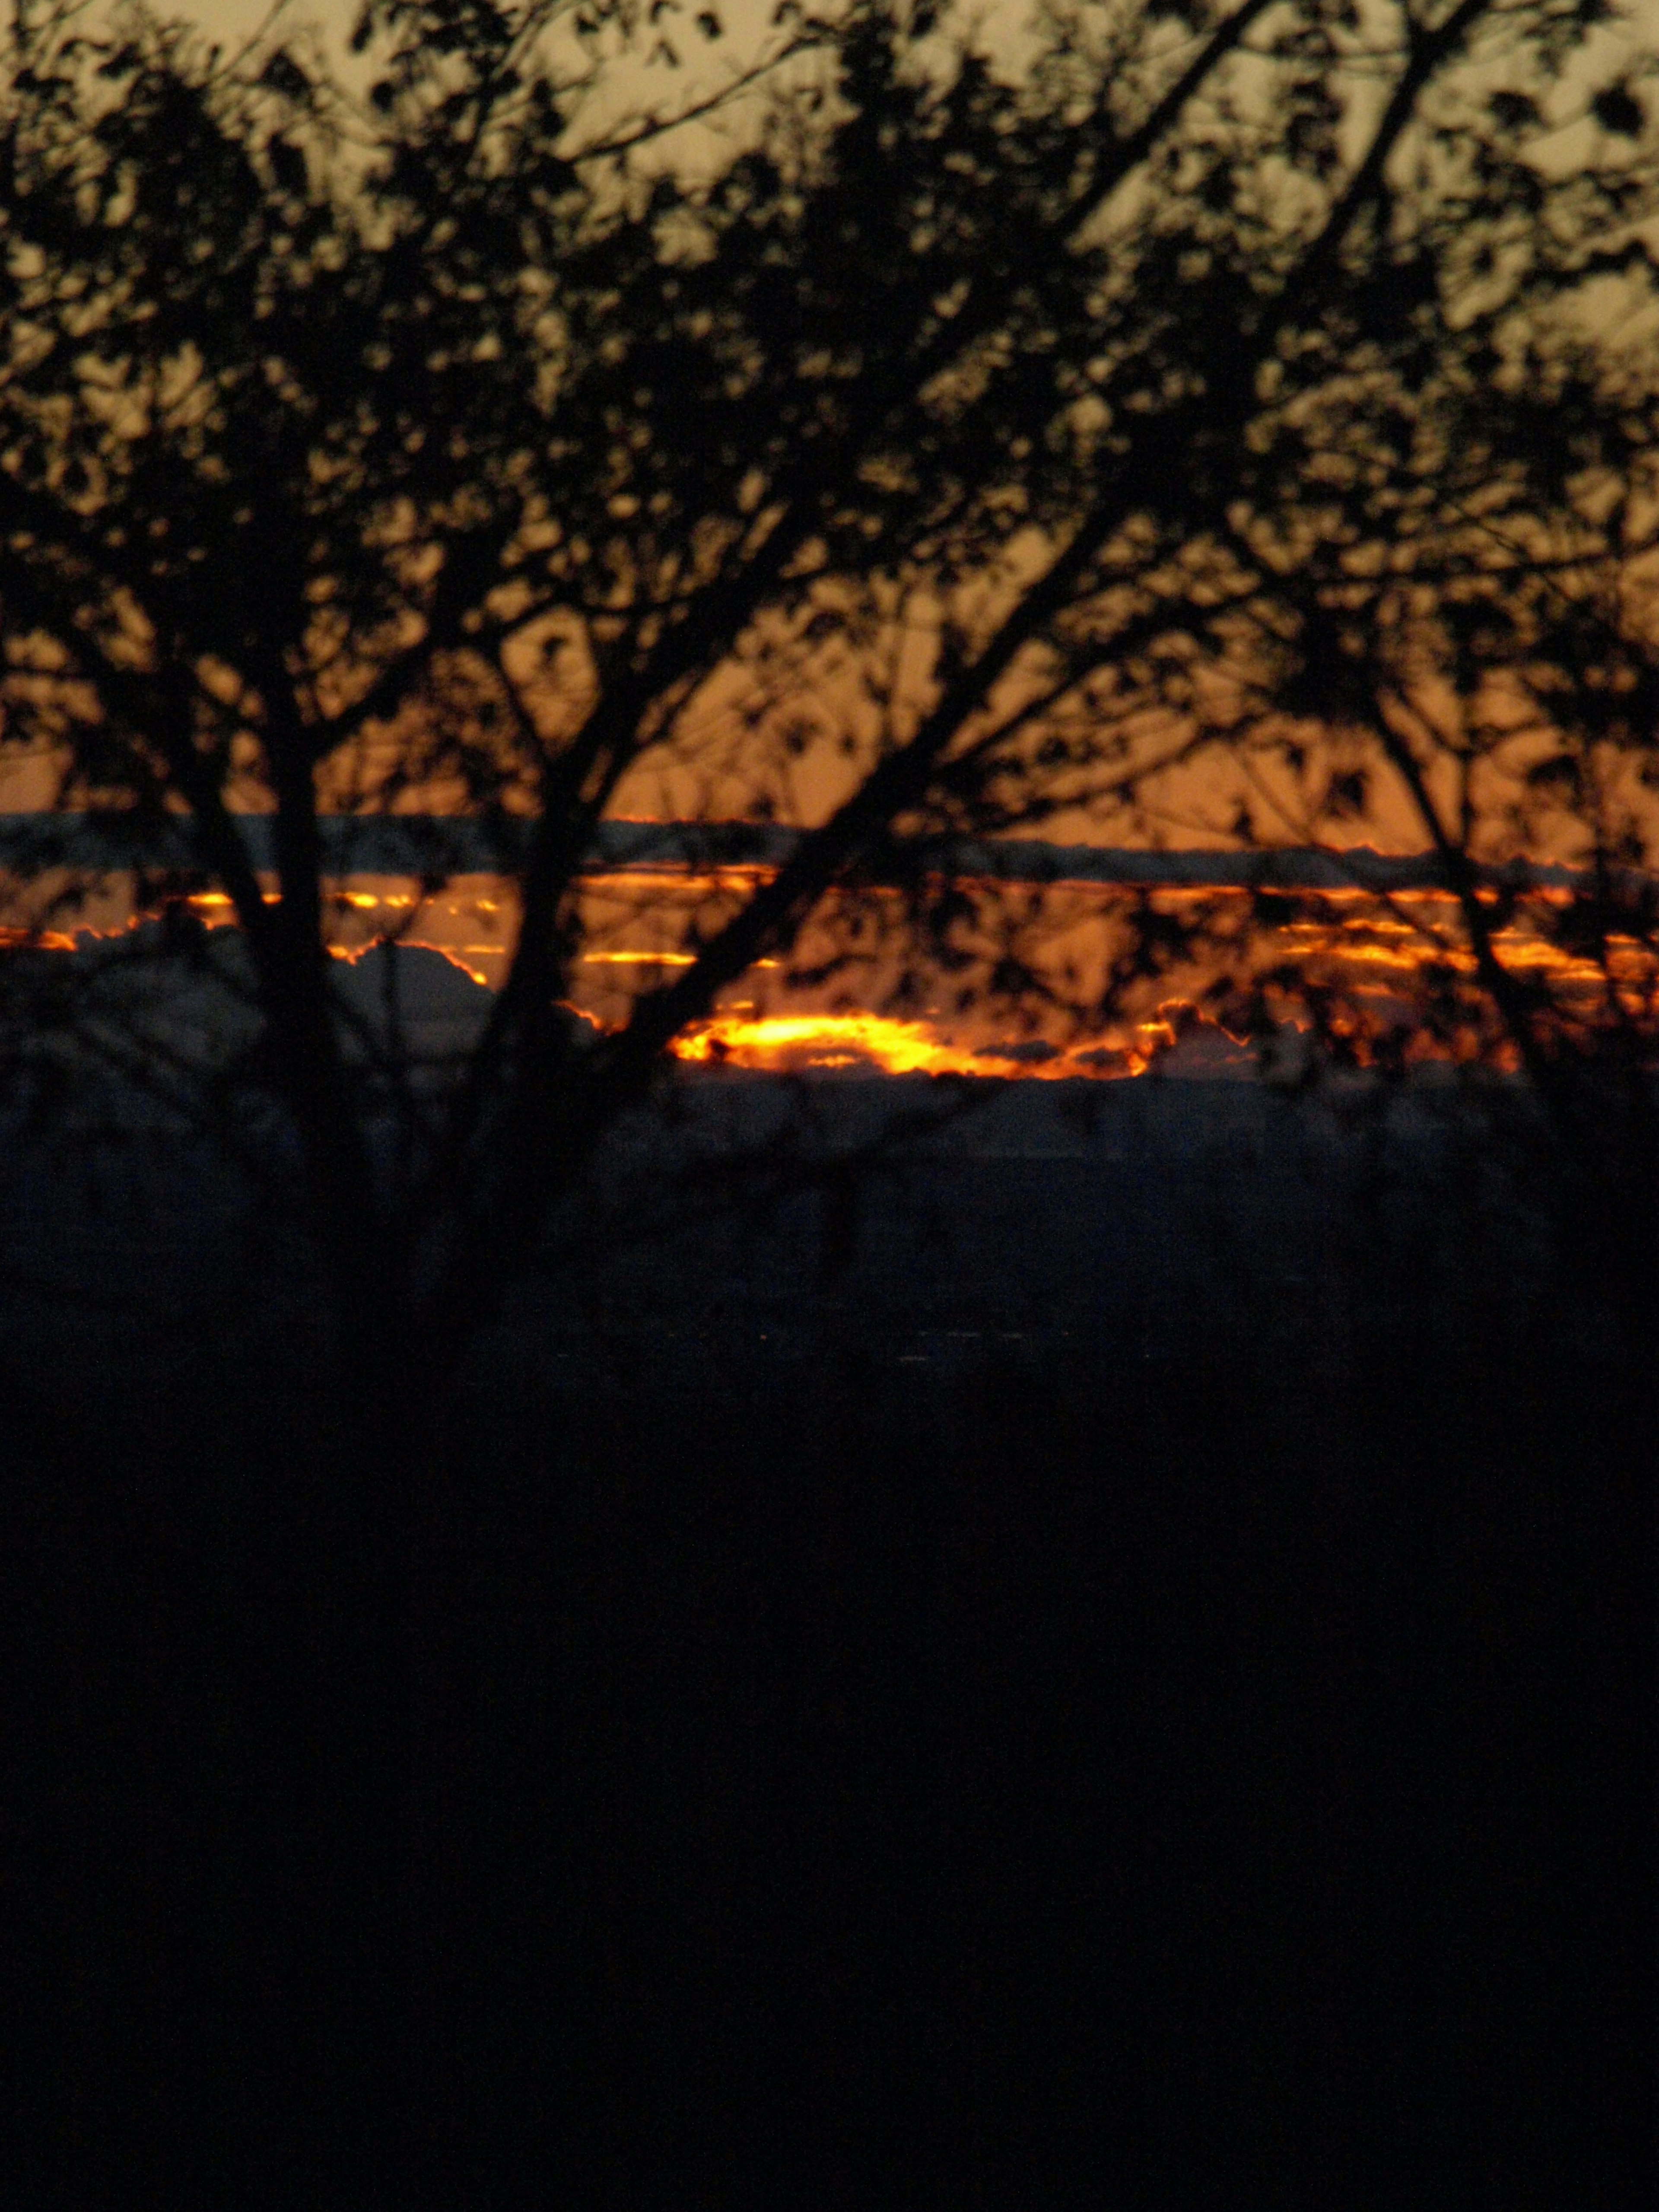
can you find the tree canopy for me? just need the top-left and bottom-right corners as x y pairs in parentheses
(1, 0), (1656, 1397)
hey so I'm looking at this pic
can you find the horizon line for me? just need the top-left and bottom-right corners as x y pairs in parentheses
(0, 813), (1597, 893)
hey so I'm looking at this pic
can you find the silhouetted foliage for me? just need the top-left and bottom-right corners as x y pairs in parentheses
(3, 0), (1655, 1418)
(4, 13), (1657, 2197)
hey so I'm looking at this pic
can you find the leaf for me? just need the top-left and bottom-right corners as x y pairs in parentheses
(1324, 769), (1368, 820)
(1488, 90), (1538, 131)
(260, 49), (314, 105)
(269, 137), (308, 199)
(1525, 754), (1580, 792)
(1591, 84), (1645, 137)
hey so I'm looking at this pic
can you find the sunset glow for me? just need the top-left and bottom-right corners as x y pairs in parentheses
(6, 861), (1655, 1081)
(669, 1010), (1178, 1078)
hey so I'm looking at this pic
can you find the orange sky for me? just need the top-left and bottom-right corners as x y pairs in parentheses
(9, 858), (1632, 1080)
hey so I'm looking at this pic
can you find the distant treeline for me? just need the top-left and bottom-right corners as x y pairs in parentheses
(0, 815), (1598, 892)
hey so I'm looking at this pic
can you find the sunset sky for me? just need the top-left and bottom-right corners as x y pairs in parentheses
(8, 1), (1656, 1079)
(39, 0), (1657, 868)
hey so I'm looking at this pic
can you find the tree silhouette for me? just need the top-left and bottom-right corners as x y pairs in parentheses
(1073, 51), (1659, 1348)
(7, 0), (1651, 1430)
(6, 3), (1657, 2198)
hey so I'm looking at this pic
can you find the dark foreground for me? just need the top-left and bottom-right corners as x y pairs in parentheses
(3, 1076), (1653, 2207)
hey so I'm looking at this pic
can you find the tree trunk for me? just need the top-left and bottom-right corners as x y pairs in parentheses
(1550, 1112), (1659, 2195)
(239, 1335), (426, 2210)
(1598, 1150), (1658, 2193)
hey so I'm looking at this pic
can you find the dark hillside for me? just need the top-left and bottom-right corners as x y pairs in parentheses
(3, 1072), (1648, 2208)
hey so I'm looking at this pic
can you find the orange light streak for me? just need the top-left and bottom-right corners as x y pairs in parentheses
(582, 949), (699, 966)
(8, 868), (1659, 1079)
(670, 1010), (1176, 1078)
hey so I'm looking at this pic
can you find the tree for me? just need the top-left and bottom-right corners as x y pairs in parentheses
(1047, 9), (1659, 1343)
(3, 0), (1655, 2194)
(6, 0), (1651, 1425)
